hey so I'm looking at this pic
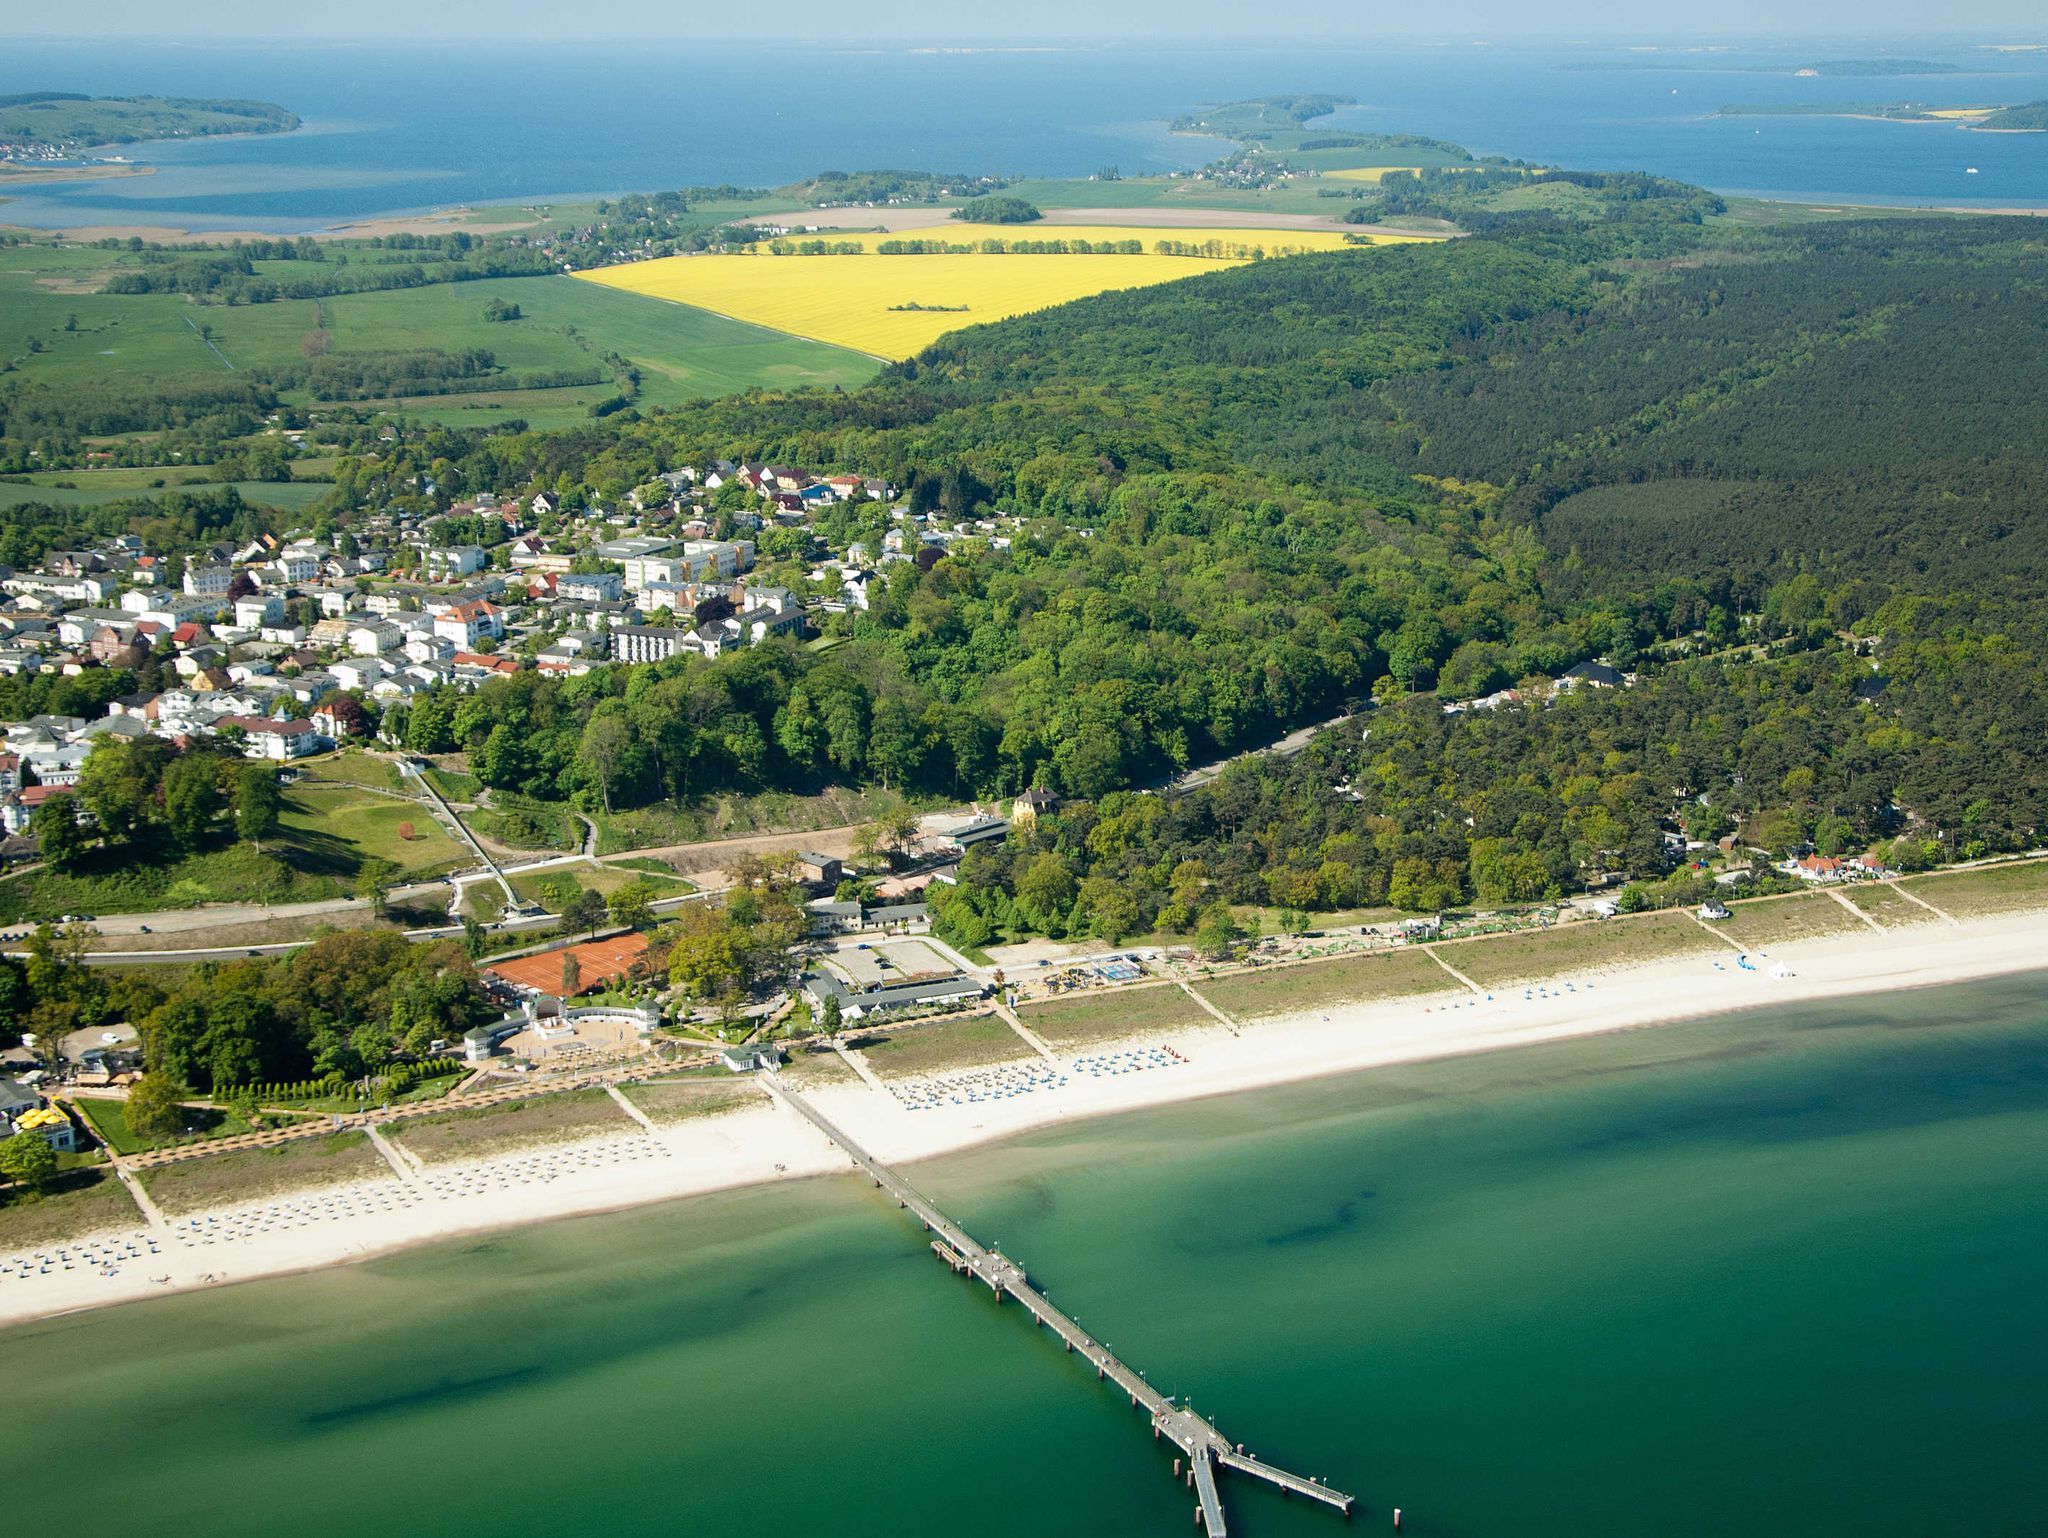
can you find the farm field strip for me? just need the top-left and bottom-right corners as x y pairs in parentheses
(574, 224), (1416, 357)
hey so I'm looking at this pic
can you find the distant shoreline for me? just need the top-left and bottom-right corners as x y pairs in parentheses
(2, 904), (2043, 1332)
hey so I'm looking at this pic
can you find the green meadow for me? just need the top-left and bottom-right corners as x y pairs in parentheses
(0, 244), (879, 432)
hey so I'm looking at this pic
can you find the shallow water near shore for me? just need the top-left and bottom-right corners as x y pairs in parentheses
(5, 973), (2046, 1537)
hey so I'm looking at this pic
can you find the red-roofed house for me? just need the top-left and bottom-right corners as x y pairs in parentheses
(1790, 854), (1848, 883)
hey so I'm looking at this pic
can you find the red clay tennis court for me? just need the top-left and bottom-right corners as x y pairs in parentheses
(486, 933), (650, 996)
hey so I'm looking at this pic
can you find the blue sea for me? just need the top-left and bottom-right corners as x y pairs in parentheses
(2, 37), (2046, 230)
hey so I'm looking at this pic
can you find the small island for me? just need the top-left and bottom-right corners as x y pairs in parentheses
(0, 92), (298, 163)
(1717, 98), (2047, 131)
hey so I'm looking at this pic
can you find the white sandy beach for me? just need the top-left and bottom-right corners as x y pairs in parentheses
(2, 908), (2042, 1329)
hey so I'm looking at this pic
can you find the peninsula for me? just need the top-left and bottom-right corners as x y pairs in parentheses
(0, 92), (298, 161)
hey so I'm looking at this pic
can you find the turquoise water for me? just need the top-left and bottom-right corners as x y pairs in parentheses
(4, 973), (2046, 1536)
(4, 39), (2046, 230)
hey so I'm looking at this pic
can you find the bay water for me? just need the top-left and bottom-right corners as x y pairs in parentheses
(3, 39), (2046, 230)
(3, 971), (2045, 1535)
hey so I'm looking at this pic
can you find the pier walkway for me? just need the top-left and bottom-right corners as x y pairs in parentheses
(766, 1079), (1355, 1534)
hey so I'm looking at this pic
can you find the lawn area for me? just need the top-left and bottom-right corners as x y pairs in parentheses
(856, 1013), (1036, 1079)
(619, 1077), (760, 1124)
(70, 1096), (258, 1156)
(0, 1168), (145, 1250)
(506, 860), (692, 911)
(297, 751), (404, 794)
(1713, 891), (1868, 950)
(390, 1088), (629, 1164)
(1841, 882), (1943, 928)
(1019, 983), (1209, 1045)
(137, 1133), (387, 1217)
(0, 779), (472, 922)
(0, 838), (339, 921)
(1902, 861), (2048, 918)
(278, 785), (469, 882)
(1195, 949), (1455, 1022)
(1449, 912), (1721, 988)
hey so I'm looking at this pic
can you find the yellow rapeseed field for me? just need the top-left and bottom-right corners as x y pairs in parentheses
(1324, 165), (1486, 183)
(574, 223), (1415, 358)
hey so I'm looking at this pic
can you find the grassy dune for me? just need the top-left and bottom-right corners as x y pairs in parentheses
(856, 1015), (1035, 1079)
(1450, 913), (1720, 988)
(139, 1133), (386, 1216)
(1019, 983), (1209, 1045)
(1196, 949), (1454, 1021)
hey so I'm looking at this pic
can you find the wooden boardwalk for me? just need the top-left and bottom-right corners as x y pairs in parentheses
(767, 1080), (1355, 1534)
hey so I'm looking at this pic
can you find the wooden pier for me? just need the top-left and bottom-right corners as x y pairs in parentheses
(768, 1081), (1356, 1535)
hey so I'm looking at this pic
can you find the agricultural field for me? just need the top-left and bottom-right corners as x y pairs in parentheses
(313, 274), (878, 413)
(1195, 949), (1455, 1022)
(1018, 983), (1209, 1046)
(0, 245), (877, 433)
(1322, 163), (1485, 183)
(0, 477), (331, 509)
(574, 224), (1403, 358)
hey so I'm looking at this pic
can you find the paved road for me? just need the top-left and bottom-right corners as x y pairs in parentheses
(1167, 709), (1357, 795)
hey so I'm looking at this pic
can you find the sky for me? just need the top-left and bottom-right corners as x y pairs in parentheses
(7, 1), (2044, 42)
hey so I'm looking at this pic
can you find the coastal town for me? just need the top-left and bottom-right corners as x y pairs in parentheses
(0, 457), (983, 823)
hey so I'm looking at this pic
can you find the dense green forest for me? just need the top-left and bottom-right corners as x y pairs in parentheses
(1980, 100), (2048, 131)
(311, 181), (2046, 942)
(9, 164), (2046, 944)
